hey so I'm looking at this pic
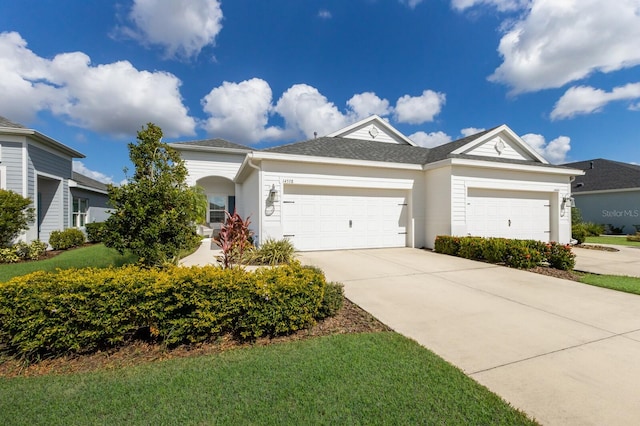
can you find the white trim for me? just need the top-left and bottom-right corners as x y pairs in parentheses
(68, 179), (109, 195)
(0, 165), (6, 190)
(423, 157), (584, 176)
(451, 125), (549, 164)
(327, 115), (416, 146)
(573, 187), (640, 195)
(22, 140), (28, 197)
(0, 127), (84, 158)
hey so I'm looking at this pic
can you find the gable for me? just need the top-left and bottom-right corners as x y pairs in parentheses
(451, 126), (548, 164)
(327, 115), (415, 146)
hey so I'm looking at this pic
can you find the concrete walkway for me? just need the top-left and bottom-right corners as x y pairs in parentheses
(180, 238), (221, 267)
(298, 248), (640, 426)
(574, 244), (640, 277)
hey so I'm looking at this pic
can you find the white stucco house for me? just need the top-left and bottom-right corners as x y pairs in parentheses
(171, 115), (583, 251)
(0, 116), (110, 245)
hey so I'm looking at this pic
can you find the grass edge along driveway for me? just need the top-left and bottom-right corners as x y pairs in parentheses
(0, 332), (537, 425)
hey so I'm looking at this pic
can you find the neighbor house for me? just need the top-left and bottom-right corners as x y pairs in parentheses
(172, 115), (583, 251)
(563, 158), (640, 234)
(0, 116), (110, 245)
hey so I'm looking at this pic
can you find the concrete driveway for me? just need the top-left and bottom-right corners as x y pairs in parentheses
(298, 248), (640, 426)
(574, 244), (640, 277)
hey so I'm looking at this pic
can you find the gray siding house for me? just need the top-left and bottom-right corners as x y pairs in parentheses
(564, 159), (640, 234)
(0, 116), (110, 245)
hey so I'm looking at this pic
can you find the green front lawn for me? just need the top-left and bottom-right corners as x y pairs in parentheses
(579, 274), (640, 296)
(0, 332), (536, 425)
(584, 236), (640, 247)
(0, 244), (137, 282)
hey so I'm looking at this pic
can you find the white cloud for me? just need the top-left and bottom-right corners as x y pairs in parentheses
(274, 84), (350, 139)
(489, 0), (640, 93)
(399, 0), (425, 8)
(120, 0), (223, 60)
(318, 10), (332, 19)
(521, 133), (571, 164)
(551, 83), (640, 120)
(202, 78), (283, 142)
(452, 0), (528, 12)
(0, 31), (196, 137)
(394, 90), (446, 124)
(460, 127), (486, 137)
(346, 92), (391, 120)
(409, 131), (452, 148)
(73, 160), (115, 185)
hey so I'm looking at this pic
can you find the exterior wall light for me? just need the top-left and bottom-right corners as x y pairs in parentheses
(268, 184), (279, 202)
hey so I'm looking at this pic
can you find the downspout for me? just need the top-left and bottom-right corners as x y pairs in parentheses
(246, 153), (262, 246)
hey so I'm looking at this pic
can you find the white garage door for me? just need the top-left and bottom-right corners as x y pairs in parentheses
(282, 185), (408, 251)
(466, 188), (551, 242)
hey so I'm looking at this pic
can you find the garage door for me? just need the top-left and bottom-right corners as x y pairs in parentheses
(282, 185), (408, 251)
(466, 188), (551, 242)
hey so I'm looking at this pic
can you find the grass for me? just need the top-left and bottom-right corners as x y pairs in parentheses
(0, 244), (137, 282)
(0, 332), (536, 425)
(584, 236), (640, 247)
(579, 274), (640, 296)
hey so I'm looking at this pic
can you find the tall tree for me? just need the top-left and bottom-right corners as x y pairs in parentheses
(104, 123), (200, 266)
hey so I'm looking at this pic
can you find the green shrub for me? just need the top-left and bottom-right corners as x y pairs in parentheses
(317, 281), (345, 320)
(49, 228), (85, 250)
(85, 222), (108, 243)
(458, 237), (484, 260)
(0, 189), (35, 248)
(0, 262), (336, 359)
(572, 224), (587, 244)
(627, 233), (640, 242)
(434, 235), (460, 256)
(583, 222), (605, 236)
(0, 241), (48, 264)
(545, 242), (576, 271)
(434, 235), (575, 271)
(250, 238), (296, 265)
(480, 238), (508, 264)
(0, 247), (20, 263)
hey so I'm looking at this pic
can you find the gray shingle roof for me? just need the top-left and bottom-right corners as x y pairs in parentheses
(425, 127), (498, 162)
(72, 172), (109, 192)
(563, 158), (640, 192)
(0, 116), (26, 129)
(264, 136), (432, 165)
(172, 138), (252, 151)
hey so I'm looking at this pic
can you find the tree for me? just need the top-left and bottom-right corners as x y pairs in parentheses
(0, 189), (35, 248)
(104, 123), (200, 266)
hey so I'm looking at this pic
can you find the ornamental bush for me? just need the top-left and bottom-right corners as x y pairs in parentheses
(49, 228), (85, 250)
(85, 222), (108, 243)
(434, 235), (575, 271)
(0, 262), (338, 359)
(0, 189), (35, 248)
(0, 241), (48, 264)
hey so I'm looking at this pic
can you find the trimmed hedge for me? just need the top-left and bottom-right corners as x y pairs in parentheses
(0, 262), (337, 360)
(434, 236), (575, 270)
(49, 228), (85, 250)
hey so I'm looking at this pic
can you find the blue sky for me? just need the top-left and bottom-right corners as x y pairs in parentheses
(1, 0), (639, 184)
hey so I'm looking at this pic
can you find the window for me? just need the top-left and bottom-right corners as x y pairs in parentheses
(73, 198), (89, 227)
(208, 195), (226, 224)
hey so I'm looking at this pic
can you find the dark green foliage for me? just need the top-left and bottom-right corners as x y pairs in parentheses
(103, 123), (201, 266)
(317, 281), (345, 319)
(434, 235), (575, 270)
(85, 222), (108, 243)
(583, 222), (605, 236)
(571, 224), (587, 244)
(49, 228), (85, 250)
(0, 262), (337, 359)
(0, 189), (35, 248)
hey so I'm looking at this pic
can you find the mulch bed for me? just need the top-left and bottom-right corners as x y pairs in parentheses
(0, 298), (391, 378)
(575, 244), (619, 252)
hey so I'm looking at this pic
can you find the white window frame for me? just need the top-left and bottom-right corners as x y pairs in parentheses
(208, 194), (227, 224)
(72, 197), (89, 228)
(0, 165), (6, 190)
